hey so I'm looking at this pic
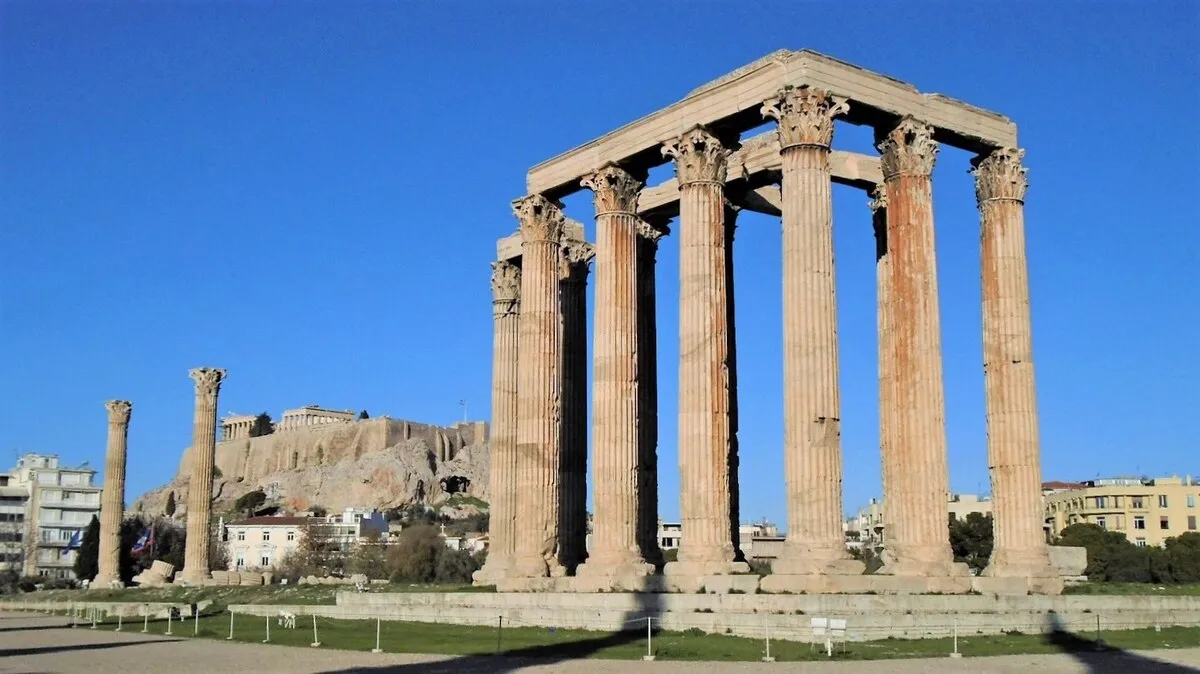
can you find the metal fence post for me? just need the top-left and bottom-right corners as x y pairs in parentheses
(642, 616), (655, 661)
(762, 615), (774, 662)
(371, 617), (382, 653)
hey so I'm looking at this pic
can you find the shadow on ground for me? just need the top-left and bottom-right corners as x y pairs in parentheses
(318, 590), (664, 673)
(1044, 613), (1198, 673)
(0, 637), (181, 658)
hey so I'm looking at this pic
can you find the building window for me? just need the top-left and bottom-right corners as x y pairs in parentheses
(260, 555), (270, 567)
(1134, 516), (1146, 530)
(1135, 538), (1147, 547)
(235, 556), (244, 570)
(1132, 496), (1145, 509)
(1189, 516), (1197, 531)
(237, 531), (245, 541)
(1188, 495), (1196, 508)
(1160, 517), (1170, 530)
(1096, 517), (1107, 529)
(262, 530), (270, 542)
(287, 531), (296, 541)
(1112, 496), (1122, 508)
(1095, 496), (1107, 509)
(1159, 495), (1169, 508)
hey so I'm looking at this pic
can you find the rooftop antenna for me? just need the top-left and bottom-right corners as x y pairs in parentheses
(459, 399), (468, 423)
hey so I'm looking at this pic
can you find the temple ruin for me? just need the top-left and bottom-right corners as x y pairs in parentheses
(477, 49), (1060, 595)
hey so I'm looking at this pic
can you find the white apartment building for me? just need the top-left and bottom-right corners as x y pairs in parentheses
(1, 454), (101, 579)
(224, 507), (388, 571)
(846, 493), (993, 548)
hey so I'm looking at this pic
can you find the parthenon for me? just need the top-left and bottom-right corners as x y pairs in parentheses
(477, 49), (1061, 595)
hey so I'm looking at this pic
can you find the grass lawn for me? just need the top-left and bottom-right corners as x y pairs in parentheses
(1065, 583), (1200, 596)
(37, 607), (1200, 663)
(25, 582), (490, 607)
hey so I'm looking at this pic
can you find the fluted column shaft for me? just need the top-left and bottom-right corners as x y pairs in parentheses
(636, 223), (665, 567)
(94, 400), (132, 587)
(474, 261), (521, 584)
(182, 367), (226, 584)
(974, 149), (1055, 578)
(578, 165), (648, 575)
(871, 186), (896, 553)
(875, 119), (957, 573)
(663, 127), (744, 574)
(762, 87), (859, 573)
(511, 195), (566, 578)
(559, 241), (594, 572)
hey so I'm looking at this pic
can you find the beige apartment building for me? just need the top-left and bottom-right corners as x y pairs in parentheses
(1044, 476), (1200, 547)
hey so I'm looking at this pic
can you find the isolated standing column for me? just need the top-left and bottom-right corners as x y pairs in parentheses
(511, 195), (566, 578)
(559, 239), (594, 572)
(761, 86), (862, 575)
(636, 219), (666, 567)
(182, 367), (226, 584)
(973, 148), (1058, 586)
(93, 400), (132, 588)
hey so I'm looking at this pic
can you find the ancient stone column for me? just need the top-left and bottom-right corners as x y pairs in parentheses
(874, 119), (961, 577)
(724, 202), (743, 562)
(511, 195), (566, 578)
(761, 86), (863, 577)
(871, 185), (897, 560)
(577, 165), (652, 579)
(93, 400), (132, 589)
(559, 239), (594, 573)
(474, 260), (521, 585)
(636, 219), (666, 568)
(662, 126), (747, 578)
(973, 148), (1059, 588)
(181, 367), (226, 584)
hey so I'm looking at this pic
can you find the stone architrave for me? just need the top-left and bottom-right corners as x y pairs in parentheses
(661, 126), (748, 580)
(181, 367), (226, 585)
(510, 195), (567, 578)
(576, 165), (653, 580)
(559, 239), (594, 573)
(636, 219), (666, 568)
(93, 400), (132, 589)
(474, 260), (521, 585)
(874, 119), (964, 578)
(972, 148), (1060, 590)
(760, 86), (863, 578)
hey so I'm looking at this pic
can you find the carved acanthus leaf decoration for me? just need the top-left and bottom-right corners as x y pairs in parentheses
(512, 194), (565, 243)
(868, 184), (888, 213)
(105, 400), (132, 424)
(558, 240), (595, 282)
(490, 260), (521, 303)
(189, 368), (227, 398)
(876, 117), (938, 179)
(662, 125), (729, 185)
(635, 219), (666, 244)
(581, 164), (642, 215)
(971, 147), (1028, 204)
(760, 86), (849, 150)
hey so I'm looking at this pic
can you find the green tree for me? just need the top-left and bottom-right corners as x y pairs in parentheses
(1164, 532), (1200, 583)
(234, 490), (267, 518)
(1055, 523), (1151, 582)
(347, 531), (389, 579)
(358, 410), (370, 420)
(434, 546), (480, 583)
(249, 412), (274, 437)
(949, 512), (994, 573)
(74, 516), (100, 581)
(387, 525), (443, 583)
(164, 491), (176, 517)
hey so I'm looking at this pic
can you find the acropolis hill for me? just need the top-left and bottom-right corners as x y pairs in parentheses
(132, 413), (490, 517)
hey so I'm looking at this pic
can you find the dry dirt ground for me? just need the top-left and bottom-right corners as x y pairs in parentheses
(2, 613), (1198, 673)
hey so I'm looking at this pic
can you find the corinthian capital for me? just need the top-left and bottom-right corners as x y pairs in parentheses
(761, 86), (849, 150)
(490, 260), (521, 303)
(559, 240), (595, 283)
(189, 367), (227, 398)
(876, 117), (938, 179)
(105, 400), (132, 424)
(581, 164), (643, 216)
(971, 147), (1028, 204)
(512, 194), (565, 244)
(662, 125), (729, 185)
(868, 184), (888, 214)
(635, 219), (667, 246)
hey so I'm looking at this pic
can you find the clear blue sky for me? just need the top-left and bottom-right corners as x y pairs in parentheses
(2, 2), (1196, 527)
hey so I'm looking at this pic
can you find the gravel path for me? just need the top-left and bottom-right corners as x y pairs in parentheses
(2, 613), (1198, 673)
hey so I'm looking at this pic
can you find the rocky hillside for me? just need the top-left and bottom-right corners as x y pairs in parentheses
(132, 417), (490, 517)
